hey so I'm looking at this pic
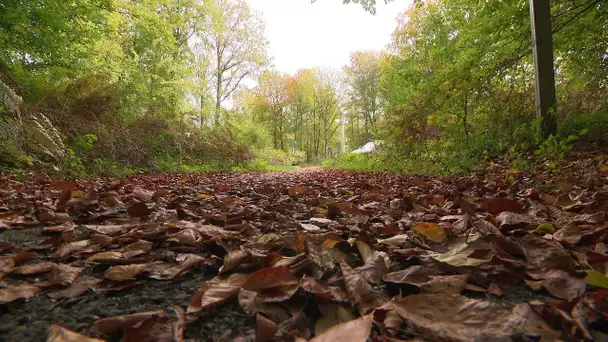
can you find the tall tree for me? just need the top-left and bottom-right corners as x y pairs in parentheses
(196, 0), (269, 123)
(344, 51), (382, 142)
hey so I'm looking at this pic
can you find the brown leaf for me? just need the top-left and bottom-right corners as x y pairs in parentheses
(314, 303), (356, 336)
(413, 222), (446, 243)
(383, 266), (466, 294)
(187, 273), (249, 313)
(145, 254), (204, 280)
(256, 313), (277, 342)
(167, 228), (202, 246)
(300, 276), (349, 302)
(12, 262), (56, 275)
(48, 264), (84, 286)
(0, 284), (39, 304)
(48, 276), (102, 299)
(86, 251), (125, 264)
(391, 294), (516, 341)
(495, 212), (539, 230)
(355, 253), (388, 284)
(127, 202), (151, 218)
(37, 209), (71, 224)
(104, 264), (148, 281)
(50, 240), (91, 259)
(0, 257), (15, 273)
(486, 197), (524, 214)
(43, 222), (76, 234)
(220, 249), (250, 274)
(47, 324), (105, 342)
(84, 225), (129, 236)
(340, 261), (375, 304)
(123, 240), (153, 259)
(541, 270), (586, 300)
(95, 309), (182, 341)
(310, 313), (373, 342)
(519, 235), (575, 271)
(242, 266), (298, 291)
(509, 303), (561, 340)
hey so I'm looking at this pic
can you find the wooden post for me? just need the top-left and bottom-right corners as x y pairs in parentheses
(529, 0), (558, 138)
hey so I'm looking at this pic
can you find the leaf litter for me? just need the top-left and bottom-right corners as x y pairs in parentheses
(0, 155), (607, 341)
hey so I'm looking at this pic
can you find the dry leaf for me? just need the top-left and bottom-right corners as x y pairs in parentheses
(47, 324), (105, 342)
(310, 314), (373, 342)
(413, 222), (446, 243)
(104, 264), (148, 281)
(187, 273), (249, 313)
(0, 284), (39, 303)
(242, 267), (298, 291)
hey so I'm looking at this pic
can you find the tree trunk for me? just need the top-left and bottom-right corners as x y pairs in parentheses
(529, 0), (557, 138)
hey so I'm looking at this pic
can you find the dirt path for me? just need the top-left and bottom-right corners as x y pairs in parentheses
(0, 160), (607, 341)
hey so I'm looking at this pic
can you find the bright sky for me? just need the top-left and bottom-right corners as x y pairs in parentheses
(246, 0), (412, 74)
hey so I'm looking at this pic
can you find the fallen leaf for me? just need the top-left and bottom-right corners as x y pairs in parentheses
(391, 294), (518, 341)
(486, 197), (524, 214)
(340, 261), (375, 304)
(104, 264), (148, 281)
(384, 266), (467, 294)
(256, 313), (277, 342)
(48, 264), (84, 285)
(533, 222), (555, 235)
(585, 269), (608, 289)
(300, 276), (349, 302)
(355, 253), (388, 284)
(429, 236), (492, 267)
(48, 276), (102, 299)
(94, 309), (182, 341)
(301, 223), (322, 233)
(13, 262), (56, 275)
(219, 249), (250, 274)
(541, 270), (586, 300)
(86, 251), (125, 264)
(187, 273), (249, 313)
(127, 202), (152, 218)
(310, 313), (373, 342)
(314, 303), (356, 336)
(413, 222), (446, 243)
(47, 324), (105, 342)
(0, 284), (39, 304)
(242, 267), (298, 291)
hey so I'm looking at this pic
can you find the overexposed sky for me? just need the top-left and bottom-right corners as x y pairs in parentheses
(246, 0), (411, 74)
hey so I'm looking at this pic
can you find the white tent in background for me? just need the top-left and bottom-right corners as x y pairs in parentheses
(352, 141), (378, 154)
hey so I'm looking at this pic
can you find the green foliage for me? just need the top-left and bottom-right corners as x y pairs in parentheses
(369, 0), (607, 176)
(535, 133), (583, 163)
(0, 0), (275, 176)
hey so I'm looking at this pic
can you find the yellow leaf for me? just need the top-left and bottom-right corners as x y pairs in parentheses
(600, 166), (608, 173)
(413, 222), (446, 243)
(585, 270), (608, 289)
(316, 207), (328, 215)
(70, 190), (85, 198)
(197, 194), (213, 200)
(533, 222), (555, 235)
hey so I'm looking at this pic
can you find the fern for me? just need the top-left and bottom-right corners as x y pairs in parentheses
(1, 79), (66, 165)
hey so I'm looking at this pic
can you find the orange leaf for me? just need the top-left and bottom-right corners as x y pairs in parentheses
(413, 222), (446, 243)
(48, 324), (105, 342)
(104, 264), (148, 281)
(242, 266), (298, 291)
